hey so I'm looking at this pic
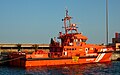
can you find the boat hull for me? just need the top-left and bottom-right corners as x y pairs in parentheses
(9, 52), (112, 67)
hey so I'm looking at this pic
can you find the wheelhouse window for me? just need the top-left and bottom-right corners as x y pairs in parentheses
(82, 39), (86, 42)
(64, 48), (76, 51)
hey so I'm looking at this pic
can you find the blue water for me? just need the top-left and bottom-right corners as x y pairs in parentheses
(0, 61), (120, 75)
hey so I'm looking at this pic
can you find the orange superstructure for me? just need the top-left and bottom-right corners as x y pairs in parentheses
(8, 9), (113, 67)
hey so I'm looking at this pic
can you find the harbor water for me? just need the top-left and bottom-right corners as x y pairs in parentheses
(0, 61), (120, 75)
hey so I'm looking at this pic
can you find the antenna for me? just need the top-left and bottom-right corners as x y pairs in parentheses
(65, 8), (68, 17)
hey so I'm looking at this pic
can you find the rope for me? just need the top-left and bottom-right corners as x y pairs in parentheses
(0, 56), (25, 64)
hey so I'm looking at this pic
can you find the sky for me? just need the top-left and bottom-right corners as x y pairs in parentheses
(0, 0), (120, 44)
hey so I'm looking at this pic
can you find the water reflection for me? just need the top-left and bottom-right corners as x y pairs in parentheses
(0, 61), (120, 75)
(25, 62), (119, 75)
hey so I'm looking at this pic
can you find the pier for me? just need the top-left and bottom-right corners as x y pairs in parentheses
(0, 43), (49, 53)
(111, 50), (120, 61)
(0, 43), (49, 64)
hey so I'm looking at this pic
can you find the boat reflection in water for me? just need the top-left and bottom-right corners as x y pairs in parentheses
(25, 62), (119, 75)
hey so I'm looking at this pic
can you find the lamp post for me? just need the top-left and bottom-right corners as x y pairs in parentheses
(106, 0), (108, 46)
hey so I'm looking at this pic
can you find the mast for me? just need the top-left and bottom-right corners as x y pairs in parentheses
(62, 9), (72, 34)
(62, 9), (78, 34)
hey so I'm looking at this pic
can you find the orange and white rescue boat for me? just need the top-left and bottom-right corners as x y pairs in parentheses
(9, 9), (113, 67)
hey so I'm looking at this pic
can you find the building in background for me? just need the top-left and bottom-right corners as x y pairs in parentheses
(112, 32), (120, 50)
